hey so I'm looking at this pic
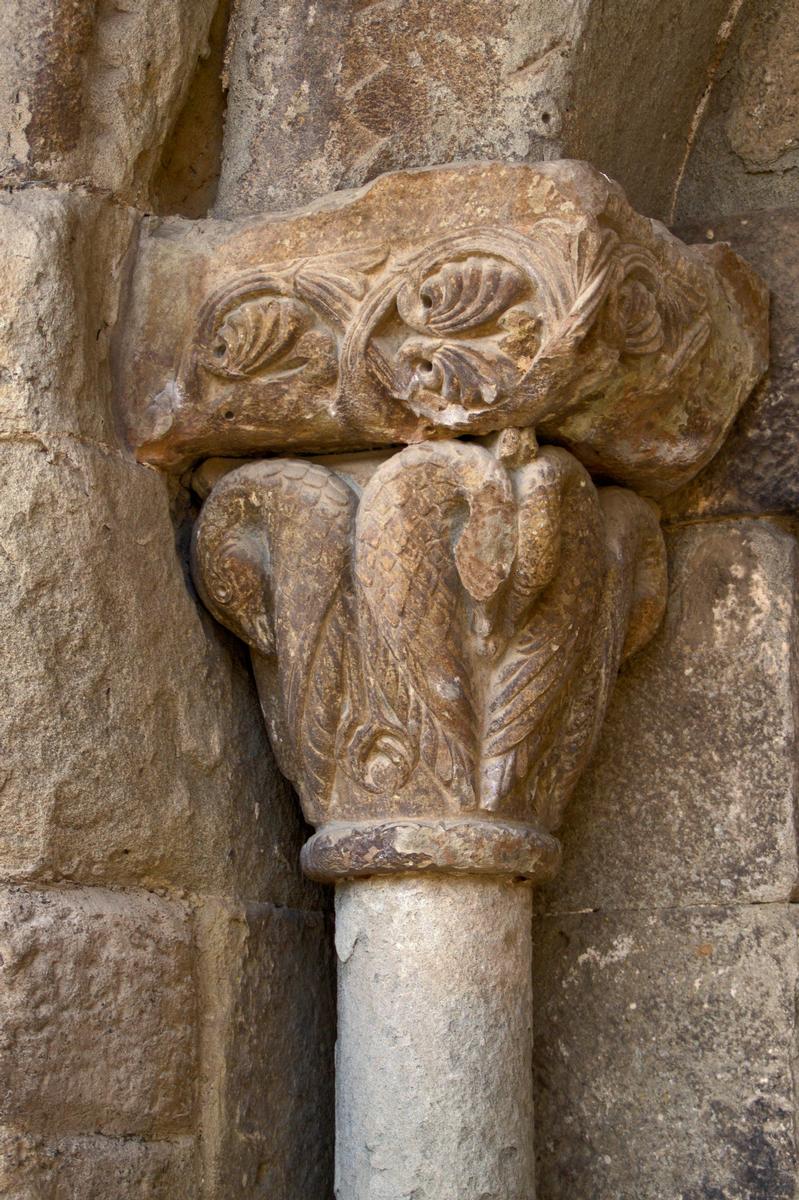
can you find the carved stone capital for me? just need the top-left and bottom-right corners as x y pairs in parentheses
(120, 158), (769, 882)
(121, 161), (768, 498)
(191, 436), (666, 880)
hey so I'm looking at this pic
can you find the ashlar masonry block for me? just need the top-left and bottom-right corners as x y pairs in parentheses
(0, 886), (195, 1138)
(534, 905), (799, 1200)
(538, 518), (799, 913)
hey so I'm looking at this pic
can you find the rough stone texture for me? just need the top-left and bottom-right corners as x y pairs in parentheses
(567, 0), (742, 222)
(664, 207), (799, 519)
(0, 189), (136, 447)
(0, 437), (318, 908)
(0, 886), (194, 1138)
(0, 1131), (196, 1200)
(0, 107), (334, 1194)
(0, 0), (218, 204)
(336, 876), (535, 1199)
(675, 0), (799, 224)
(123, 162), (768, 500)
(0, 2), (792, 1196)
(217, 0), (734, 221)
(534, 905), (799, 1200)
(196, 900), (335, 1199)
(152, 0), (232, 219)
(538, 519), (799, 914)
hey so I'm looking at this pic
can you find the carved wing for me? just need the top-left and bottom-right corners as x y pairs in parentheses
(190, 459), (357, 822)
(529, 486), (667, 831)
(481, 448), (605, 812)
(354, 441), (515, 807)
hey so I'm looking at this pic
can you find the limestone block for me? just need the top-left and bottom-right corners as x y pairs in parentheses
(217, 0), (733, 221)
(664, 208), (799, 519)
(0, 1130), (196, 1200)
(0, 887), (194, 1138)
(538, 519), (799, 913)
(675, 0), (799, 222)
(533, 905), (799, 1200)
(0, 438), (320, 908)
(0, 188), (136, 446)
(196, 900), (335, 1199)
(0, 0), (218, 202)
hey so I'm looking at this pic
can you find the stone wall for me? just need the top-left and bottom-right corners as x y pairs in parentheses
(533, 203), (799, 1196)
(1, 2), (798, 1198)
(0, 4), (334, 1197)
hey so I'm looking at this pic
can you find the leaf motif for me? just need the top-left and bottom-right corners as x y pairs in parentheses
(399, 339), (520, 409)
(397, 255), (526, 335)
(201, 296), (308, 378)
(536, 224), (619, 356)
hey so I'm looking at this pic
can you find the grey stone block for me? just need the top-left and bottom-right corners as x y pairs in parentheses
(675, 0), (799, 223)
(539, 519), (799, 913)
(196, 899), (336, 1199)
(217, 0), (731, 220)
(533, 904), (799, 1200)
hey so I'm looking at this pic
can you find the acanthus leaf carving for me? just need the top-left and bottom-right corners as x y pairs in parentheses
(395, 255), (527, 336)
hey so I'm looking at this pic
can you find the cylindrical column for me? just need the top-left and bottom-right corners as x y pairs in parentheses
(334, 875), (535, 1200)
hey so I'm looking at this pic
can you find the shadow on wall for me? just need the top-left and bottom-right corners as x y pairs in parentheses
(151, 0), (232, 218)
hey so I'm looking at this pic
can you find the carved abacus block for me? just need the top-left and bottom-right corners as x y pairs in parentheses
(120, 161), (768, 497)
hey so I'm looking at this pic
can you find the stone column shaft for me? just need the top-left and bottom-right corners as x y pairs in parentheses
(335, 876), (535, 1200)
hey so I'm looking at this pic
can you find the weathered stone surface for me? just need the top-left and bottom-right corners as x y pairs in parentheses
(0, 1130), (196, 1200)
(533, 905), (799, 1200)
(193, 442), (666, 880)
(0, 0), (218, 203)
(123, 161), (767, 499)
(675, 0), (799, 223)
(336, 876), (534, 1199)
(538, 519), (799, 913)
(151, 0), (232, 219)
(567, 0), (740, 221)
(664, 208), (799, 519)
(0, 438), (320, 908)
(0, 188), (136, 447)
(196, 899), (335, 1198)
(217, 0), (734, 221)
(0, 887), (194, 1137)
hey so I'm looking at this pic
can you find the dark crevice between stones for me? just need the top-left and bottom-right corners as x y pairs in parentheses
(150, 0), (233, 219)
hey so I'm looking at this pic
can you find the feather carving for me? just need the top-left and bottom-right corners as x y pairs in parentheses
(191, 459), (357, 822)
